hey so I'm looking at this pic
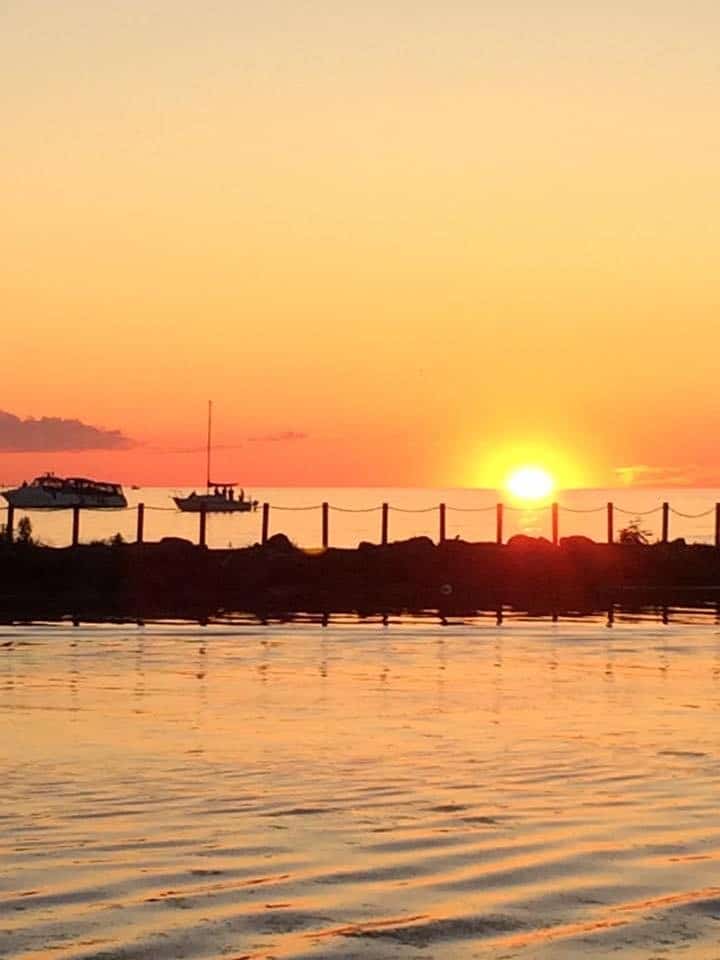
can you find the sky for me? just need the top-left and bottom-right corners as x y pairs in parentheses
(3, 1), (720, 487)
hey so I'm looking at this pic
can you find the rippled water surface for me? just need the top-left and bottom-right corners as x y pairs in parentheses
(4, 621), (720, 959)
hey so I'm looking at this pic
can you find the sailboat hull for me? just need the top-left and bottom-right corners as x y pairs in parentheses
(173, 494), (257, 513)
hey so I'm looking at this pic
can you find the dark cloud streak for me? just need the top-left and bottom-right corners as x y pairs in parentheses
(248, 431), (308, 443)
(156, 432), (309, 455)
(0, 411), (135, 452)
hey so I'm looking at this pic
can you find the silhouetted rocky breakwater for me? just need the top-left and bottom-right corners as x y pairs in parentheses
(1, 533), (720, 622)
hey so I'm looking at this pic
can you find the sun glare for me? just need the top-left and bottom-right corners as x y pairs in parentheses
(506, 466), (555, 501)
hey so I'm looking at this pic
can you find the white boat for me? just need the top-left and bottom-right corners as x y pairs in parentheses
(173, 402), (258, 514)
(2, 474), (127, 509)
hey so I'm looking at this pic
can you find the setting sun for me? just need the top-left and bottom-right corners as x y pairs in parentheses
(506, 466), (555, 501)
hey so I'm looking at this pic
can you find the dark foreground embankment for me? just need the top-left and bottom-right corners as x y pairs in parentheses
(3, 533), (720, 622)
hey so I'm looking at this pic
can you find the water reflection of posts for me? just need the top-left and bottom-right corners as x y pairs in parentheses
(492, 634), (504, 719)
(134, 637), (146, 707)
(604, 641), (614, 680)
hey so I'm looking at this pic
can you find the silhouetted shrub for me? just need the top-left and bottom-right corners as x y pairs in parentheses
(618, 519), (653, 545)
(17, 516), (34, 545)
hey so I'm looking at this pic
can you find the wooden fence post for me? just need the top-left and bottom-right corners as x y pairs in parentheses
(439, 503), (446, 543)
(662, 502), (669, 543)
(261, 502), (270, 544)
(6, 505), (14, 544)
(72, 506), (80, 547)
(136, 503), (145, 544)
(607, 502), (614, 544)
(716, 503), (720, 548)
(322, 502), (329, 548)
(496, 503), (503, 545)
(381, 503), (388, 545)
(199, 507), (207, 548)
(551, 502), (559, 546)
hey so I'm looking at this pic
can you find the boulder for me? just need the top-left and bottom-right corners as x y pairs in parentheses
(263, 532), (295, 553)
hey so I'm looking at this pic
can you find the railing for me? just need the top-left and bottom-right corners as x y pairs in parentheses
(2, 499), (720, 548)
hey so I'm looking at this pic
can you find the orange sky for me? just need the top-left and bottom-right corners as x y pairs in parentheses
(3, 2), (720, 487)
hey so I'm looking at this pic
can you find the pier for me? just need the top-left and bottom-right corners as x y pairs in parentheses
(2, 498), (720, 548)
(2, 521), (720, 623)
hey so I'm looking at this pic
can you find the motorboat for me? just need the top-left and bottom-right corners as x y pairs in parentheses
(173, 402), (258, 513)
(2, 474), (127, 509)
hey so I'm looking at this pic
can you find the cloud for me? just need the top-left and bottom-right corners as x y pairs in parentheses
(167, 443), (244, 455)
(164, 432), (308, 454)
(0, 410), (135, 452)
(615, 464), (699, 487)
(248, 431), (308, 443)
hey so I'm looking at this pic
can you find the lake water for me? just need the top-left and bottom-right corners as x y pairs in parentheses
(3, 486), (720, 548)
(4, 620), (720, 958)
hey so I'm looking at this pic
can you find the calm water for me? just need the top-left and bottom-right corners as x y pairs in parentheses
(3, 486), (720, 548)
(4, 621), (720, 958)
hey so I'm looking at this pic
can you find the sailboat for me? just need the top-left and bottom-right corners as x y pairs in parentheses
(173, 402), (258, 513)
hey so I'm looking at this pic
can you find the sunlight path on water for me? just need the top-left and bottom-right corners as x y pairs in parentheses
(3, 621), (720, 958)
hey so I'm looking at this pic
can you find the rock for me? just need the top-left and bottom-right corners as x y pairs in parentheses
(157, 537), (195, 550)
(389, 536), (435, 553)
(560, 536), (596, 550)
(507, 535), (552, 549)
(263, 533), (295, 552)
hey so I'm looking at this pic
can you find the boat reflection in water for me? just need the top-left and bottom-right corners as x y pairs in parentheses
(2, 474), (127, 509)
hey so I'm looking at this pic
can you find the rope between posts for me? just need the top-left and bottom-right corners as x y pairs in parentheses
(389, 505), (439, 514)
(614, 505), (664, 516)
(504, 503), (552, 512)
(145, 505), (179, 512)
(329, 505), (382, 513)
(446, 504), (497, 513)
(271, 504), (322, 512)
(559, 505), (607, 514)
(670, 507), (716, 519)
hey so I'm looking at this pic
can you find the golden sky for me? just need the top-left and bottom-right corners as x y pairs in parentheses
(3, 1), (720, 486)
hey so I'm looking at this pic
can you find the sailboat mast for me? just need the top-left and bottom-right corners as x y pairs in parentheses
(206, 400), (212, 493)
